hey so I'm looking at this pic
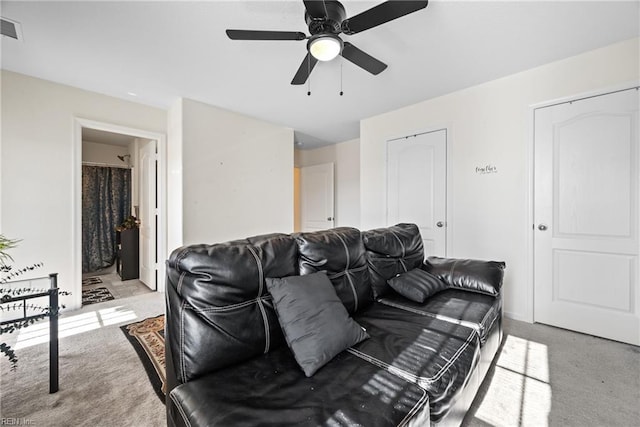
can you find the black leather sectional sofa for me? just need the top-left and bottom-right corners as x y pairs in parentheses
(165, 224), (505, 426)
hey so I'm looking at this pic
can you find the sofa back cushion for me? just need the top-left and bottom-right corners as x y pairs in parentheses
(362, 223), (425, 298)
(295, 227), (373, 314)
(165, 233), (298, 383)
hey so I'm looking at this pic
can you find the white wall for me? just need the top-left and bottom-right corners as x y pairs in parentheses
(295, 138), (360, 228)
(360, 38), (640, 321)
(167, 100), (183, 255)
(293, 168), (301, 232)
(176, 98), (294, 245)
(82, 140), (129, 166)
(0, 71), (166, 309)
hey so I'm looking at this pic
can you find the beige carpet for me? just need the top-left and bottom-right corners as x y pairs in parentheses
(463, 318), (640, 426)
(2, 290), (639, 427)
(0, 292), (165, 427)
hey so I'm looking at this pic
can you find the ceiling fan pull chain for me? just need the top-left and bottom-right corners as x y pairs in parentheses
(307, 54), (311, 96)
(340, 57), (344, 96)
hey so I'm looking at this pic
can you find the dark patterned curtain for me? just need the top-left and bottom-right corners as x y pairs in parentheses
(82, 166), (132, 273)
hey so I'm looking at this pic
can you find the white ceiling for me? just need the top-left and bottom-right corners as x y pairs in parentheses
(2, 1), (638, 149)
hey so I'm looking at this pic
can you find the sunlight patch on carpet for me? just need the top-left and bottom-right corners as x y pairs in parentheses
(474, 334), (551, 426)
(14, 306), (138, 350)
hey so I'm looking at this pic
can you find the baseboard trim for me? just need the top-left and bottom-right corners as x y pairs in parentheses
(504, 310), (531, 323)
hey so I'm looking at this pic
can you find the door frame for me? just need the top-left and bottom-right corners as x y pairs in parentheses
(384, 126), (452, 257)
(526, 82), (640, 324)
(73, 118), (167, 309)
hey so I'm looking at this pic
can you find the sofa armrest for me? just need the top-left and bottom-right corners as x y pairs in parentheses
(423, 256), (506, 297)
(165, 281), (180, 397)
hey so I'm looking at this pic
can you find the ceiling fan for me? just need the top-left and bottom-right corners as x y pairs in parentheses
(226, 0), (429, 85)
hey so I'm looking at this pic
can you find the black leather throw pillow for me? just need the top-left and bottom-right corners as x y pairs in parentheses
(387, 268), (449, 303)
(423, 256), (506, 296)
(266, 271), (369, 377)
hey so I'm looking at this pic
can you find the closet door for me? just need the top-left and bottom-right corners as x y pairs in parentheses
(300, 163), (335, 231)
(387, 129), (447, 256)
(534, 88), (639, 345)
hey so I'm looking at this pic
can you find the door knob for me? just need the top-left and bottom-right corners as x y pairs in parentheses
(538, 224), (548, 231)
(436, 221), (444, 228)
(327, 217), (334, 221)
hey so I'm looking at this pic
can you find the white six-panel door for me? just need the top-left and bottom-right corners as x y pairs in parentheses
(300, 163), (335, 232)
(139, 139), (157, 290)
(534, 88), (639, 345)
(387, 130), (447, 256)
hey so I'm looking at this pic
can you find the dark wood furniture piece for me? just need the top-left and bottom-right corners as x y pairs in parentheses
(116, 229), (139, 281)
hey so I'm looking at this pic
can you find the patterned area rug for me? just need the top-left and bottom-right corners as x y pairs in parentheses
(81, 287), (115, 305)
(81, 276), (103, 286)
(121, 314), (166, 403)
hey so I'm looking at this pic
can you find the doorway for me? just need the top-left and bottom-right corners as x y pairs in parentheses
(533, 87), (639, 345)
(387, 129), (448, 257)
(300, 163), (335, 232)
(80, 128), (152, 305)
(73, 119), (167, 310)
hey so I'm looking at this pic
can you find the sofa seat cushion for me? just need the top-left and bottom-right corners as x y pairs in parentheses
(378, 289), (502, 345)
(352, 303), (480, 423)
(168, 345), (428, 427)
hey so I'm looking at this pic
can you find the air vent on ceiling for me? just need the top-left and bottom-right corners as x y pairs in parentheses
(1, 17), (22, 40)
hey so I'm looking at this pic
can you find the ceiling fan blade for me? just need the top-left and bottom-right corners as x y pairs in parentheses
(226, 29), (306, 41)
(291, 53), (318, 85)
(341, 0), (429, 35)
(303, 0), (328, 19)
(341, 42), (387, 75)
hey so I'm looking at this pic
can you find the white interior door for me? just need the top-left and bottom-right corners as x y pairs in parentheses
(300, 163), (335, 231)
(139, 139), (157, 290)
(387, 129), (447, 256)
(534, 88), (639, 345)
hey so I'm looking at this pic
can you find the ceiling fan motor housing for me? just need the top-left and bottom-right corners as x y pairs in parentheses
(305, 0), (346, 35)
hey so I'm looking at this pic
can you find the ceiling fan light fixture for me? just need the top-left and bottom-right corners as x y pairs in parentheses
(308, 34), (342, 61)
